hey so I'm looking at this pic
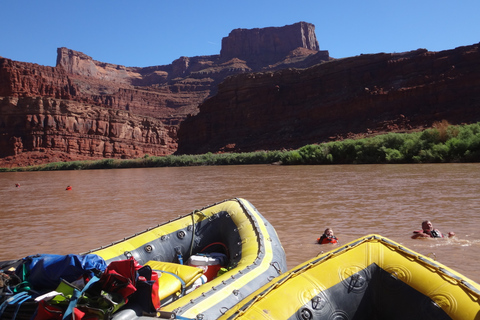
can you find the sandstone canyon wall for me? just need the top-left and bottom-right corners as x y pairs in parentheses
(0, 96), (176, 159)
(220, 21), (320, 67)
(3, 20), (478, 166)
(0, 57), (182, 161)
(176, 43), (480, 154)
(0, 22), (327, 165)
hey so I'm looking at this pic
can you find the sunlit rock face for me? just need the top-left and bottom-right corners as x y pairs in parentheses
(0, 22), (329, 165)
(0, 96), (177, 158)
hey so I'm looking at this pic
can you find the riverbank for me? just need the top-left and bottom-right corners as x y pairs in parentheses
(1, 121), (479, 172)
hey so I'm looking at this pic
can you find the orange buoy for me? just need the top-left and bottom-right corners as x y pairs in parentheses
(66, 186), (72, 191)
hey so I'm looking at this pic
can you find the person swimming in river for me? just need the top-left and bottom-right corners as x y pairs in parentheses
(411, 220), (455, 239)
(317, 228), (339, 244)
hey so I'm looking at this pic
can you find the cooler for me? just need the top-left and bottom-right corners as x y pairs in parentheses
(187, 253), (226, 281)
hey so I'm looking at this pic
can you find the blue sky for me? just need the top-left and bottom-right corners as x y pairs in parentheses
(1, 0), (479, 67)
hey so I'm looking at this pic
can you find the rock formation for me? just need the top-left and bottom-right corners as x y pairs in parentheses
(176, 43), (480, 154)
(3, 20), (480, 167)
(0, 22), (327, 166)
(0, 96), (176, 158)
(220, 21), (320, 67)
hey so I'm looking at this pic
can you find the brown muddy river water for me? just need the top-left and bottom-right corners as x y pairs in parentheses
(1, 163), (479, 283)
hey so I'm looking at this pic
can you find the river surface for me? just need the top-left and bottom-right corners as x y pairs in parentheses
(1, 163), (479, 283)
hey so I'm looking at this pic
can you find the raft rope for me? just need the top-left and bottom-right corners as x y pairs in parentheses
(189, 210), (207, 257)
(153, 270), (187, 296)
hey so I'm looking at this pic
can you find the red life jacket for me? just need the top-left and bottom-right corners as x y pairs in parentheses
(317, 235), (338, 244)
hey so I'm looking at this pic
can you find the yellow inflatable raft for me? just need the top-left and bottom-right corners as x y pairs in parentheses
(88, 198), (287, 320)
(0, 198), (287, 320)
(219, 234), (480, 320)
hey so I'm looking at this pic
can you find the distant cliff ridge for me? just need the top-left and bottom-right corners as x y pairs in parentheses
(2, 21), (480, 168)
(0, 22), (330, 166)
(176, 44), (480, 154)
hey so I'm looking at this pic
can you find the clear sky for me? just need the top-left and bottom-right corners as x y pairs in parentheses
(1, 0), (479, 68)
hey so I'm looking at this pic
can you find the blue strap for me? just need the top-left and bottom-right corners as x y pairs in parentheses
(0, 291), (29, 318)
(173, 315), (196, 320)
(11, 293), (32, 320)
(153, 270), (186, 296)
(62, 276), (100, 320)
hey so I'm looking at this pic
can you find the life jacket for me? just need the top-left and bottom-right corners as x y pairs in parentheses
(414, 229), (444, 238)
(317, 235), (338, 244)
(427, 229), (444, 238)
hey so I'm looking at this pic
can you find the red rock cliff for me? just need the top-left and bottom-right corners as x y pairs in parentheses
(0, 22), (327, 166)
(220, 21), (320, 67)
(0, 96), (176, 159)
(176, 43), (480, 154)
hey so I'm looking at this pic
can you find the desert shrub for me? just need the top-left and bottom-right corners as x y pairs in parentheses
(265, 150), (288, 163)
(382, 147), (404, 163)
(429, 144), (450, 162)
(354, 138), (385, 163)
(432, 120), (451, 142)
(243, 151), (271, 164)
(379, 132), (407, 150)
(297, 144), (325, 164)
(38, 160), (92, 171)
(217, 153), (240, 165)
(466, 134), (480, 161)
(398, 135), (421, 162)
(446, 137), (470, 161)
(456, 123), (480, 142)
(4, 122), (480, 171)
(419, 128), (440, 146)
(283, 150), (303, 165)
(150, 155), (175, 167)
(324, 140), (358, 164)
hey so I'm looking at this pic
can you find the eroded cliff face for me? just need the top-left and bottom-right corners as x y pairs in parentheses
(0, 96), (176, 159)
(0, 58), (78, 99)
(176, 43), (480, 154)
(0, 57), (182, 163)
(220, 21), (320, 67)
(0, 22), (326, 166)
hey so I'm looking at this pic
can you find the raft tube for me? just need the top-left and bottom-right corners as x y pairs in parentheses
(219, 234), (480, 320)
(0, 198), (287, 320)
(87, 198), (288, 320)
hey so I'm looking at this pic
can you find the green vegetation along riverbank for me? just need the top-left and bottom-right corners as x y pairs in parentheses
(1, 121), (479, 172)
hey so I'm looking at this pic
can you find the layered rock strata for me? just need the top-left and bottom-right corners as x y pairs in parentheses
(0, 96), (176, 158)
(220, 21), (321, 67)
(176, 43), (480, 154)
(0, 22), (327, 165)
